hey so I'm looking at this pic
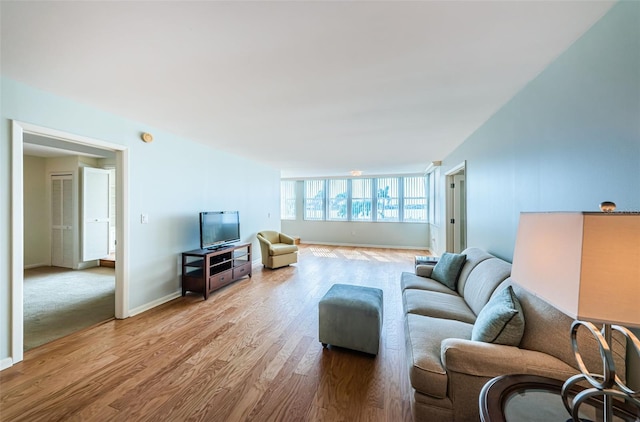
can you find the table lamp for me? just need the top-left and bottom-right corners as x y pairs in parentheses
(511, 211), (640, 422)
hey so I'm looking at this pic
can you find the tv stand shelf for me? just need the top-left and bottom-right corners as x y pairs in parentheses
(181, 242), (252, 299)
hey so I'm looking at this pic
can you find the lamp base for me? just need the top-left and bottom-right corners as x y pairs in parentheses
(561, 321), (640, 422)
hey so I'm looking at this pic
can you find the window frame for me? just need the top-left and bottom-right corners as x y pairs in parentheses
(351, 178), (373, 222)
(326, 179), (348, 221)
(280, 180), (297, 220)
(303, 179), (326, 221)
(403, 176), (428, 223)
(288, 175), (429, 223)
(375, 177), (400, 222)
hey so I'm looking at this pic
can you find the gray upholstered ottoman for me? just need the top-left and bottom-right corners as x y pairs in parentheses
(318, 283), (383, 355)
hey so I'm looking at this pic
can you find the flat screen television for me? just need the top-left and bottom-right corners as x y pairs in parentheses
(199, 211), (241, 249)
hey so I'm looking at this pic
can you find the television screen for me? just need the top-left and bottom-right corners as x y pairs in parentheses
(199, 211), (240, 249)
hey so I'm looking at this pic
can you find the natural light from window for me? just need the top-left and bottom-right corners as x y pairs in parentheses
(281, 175), (429, 223)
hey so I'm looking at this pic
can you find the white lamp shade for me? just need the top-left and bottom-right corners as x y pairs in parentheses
(512, 212), (640, 328)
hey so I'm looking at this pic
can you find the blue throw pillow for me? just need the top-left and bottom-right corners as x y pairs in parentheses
(431, 252), (466, 290)
(472, 285), (525, 346)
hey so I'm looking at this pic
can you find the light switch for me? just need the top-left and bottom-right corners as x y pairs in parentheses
(141, 213), (149, 224)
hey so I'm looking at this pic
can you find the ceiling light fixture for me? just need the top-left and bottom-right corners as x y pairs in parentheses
(350, 170), (362, 177)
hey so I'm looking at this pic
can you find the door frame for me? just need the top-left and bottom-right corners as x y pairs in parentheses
(445, 161), (467, 253)
(11, 120), (130, 365)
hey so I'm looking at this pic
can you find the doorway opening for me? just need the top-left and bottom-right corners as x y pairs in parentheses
(446, 161), (467, 253)
(23, 142), (116, 351)
(10, 121), (129, 365)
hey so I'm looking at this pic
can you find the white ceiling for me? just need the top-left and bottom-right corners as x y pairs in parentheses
(1, 1), (615, 178)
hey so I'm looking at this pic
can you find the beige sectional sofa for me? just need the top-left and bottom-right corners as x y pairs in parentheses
(401, 247), (627, 422)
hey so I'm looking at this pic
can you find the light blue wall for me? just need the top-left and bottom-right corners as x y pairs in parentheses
(438, 0), (640, 387)
(283, 219), (429, 249)
(440, 1), (640, 261)
(0, 77), (281, 362)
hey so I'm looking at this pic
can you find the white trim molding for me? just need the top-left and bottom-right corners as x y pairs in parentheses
(0, 357), (13, 371)
(10, 120), (130, 367)
(445, 161), (466, 177)
(11, 121), (25, 365)
(129, 291), (182, 317)
(424, 160), (442, 174)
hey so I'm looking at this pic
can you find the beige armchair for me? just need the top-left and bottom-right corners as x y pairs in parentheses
(256, 231), (298, 269)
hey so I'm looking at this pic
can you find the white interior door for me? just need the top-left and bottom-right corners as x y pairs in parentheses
(82, 167), (110, 261)
(452, 174), (467, 252)
(446, 162), (467, 254)
(108, 168), (116, 254)
(51, 174), (74, 268)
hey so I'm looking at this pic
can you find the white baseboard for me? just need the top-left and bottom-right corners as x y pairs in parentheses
(77, 260), (100, 270)
(23, 262), (48, 270)
(1, 357), (13, 371)
(300, 240), (430, 251)
(128, 290), (182, 317)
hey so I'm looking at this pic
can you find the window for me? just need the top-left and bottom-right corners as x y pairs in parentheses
(376, 177), (399, 222)
(290, 175), (428, 223)
(280, 180), (296, 220)
(327, 179), (348, 221)
(427, 167), (440, 225)
(304, 179), (325, 220)
(351, 178), (372, 221)
(404, 176), (427, 222)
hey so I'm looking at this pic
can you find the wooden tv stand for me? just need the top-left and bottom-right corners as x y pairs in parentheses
(181, 242), (252, 300)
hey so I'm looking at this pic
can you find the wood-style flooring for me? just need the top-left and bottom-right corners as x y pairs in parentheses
(1, 245), (428, 422)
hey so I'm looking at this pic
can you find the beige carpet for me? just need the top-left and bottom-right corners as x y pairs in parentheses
(24, 266), (115, 351)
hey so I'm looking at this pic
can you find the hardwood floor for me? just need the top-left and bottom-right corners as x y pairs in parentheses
(1, 245), (427, 421)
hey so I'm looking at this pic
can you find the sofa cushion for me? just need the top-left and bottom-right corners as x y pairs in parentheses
(403, 289), (477, 324)
(405, 314), (473, 399)
(431, 252), (466, 290)
(456, 248), (495, 296)
(401, 272), (459, 295)
(462, 258), (512, 316)
(471, 285), (524, 346)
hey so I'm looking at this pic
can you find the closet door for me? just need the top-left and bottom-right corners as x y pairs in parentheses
(82, 167), (110, 261)
(51, 174), (74, 268)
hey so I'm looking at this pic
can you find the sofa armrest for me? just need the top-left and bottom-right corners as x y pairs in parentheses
(415, 265), (435, 278)
(280, 233), (296, 245)
(441, 338), (578, 379)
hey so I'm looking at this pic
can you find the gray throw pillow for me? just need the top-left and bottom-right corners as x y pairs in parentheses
(431, 252), (466, 290)
(472, 285), (525, 346)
